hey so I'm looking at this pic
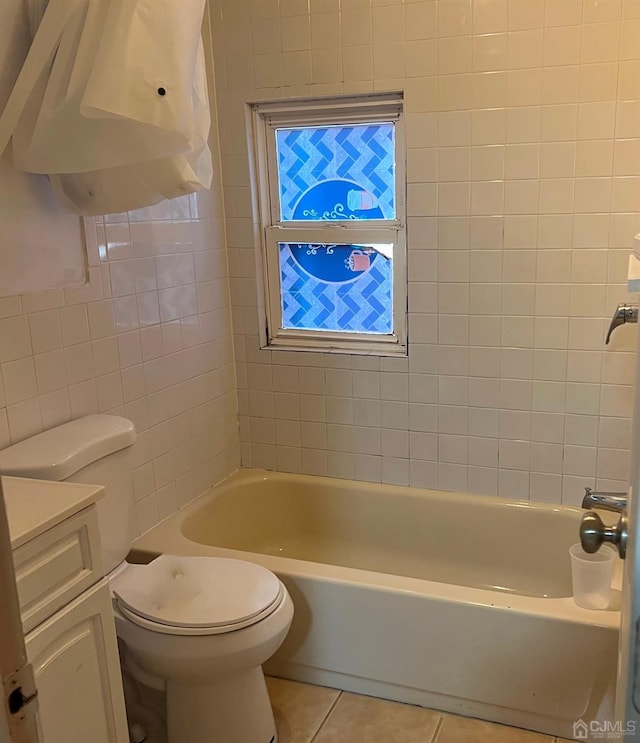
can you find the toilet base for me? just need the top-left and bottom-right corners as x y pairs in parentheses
(166, 666), (277, 743)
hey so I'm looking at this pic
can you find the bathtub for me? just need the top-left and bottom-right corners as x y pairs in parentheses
(132, 469), (620, 739)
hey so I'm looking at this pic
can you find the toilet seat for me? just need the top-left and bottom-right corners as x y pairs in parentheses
(112, 555), (285, 636)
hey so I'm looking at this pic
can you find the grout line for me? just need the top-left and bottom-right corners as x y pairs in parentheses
(430, 712), (446, 743)
(308, 689), (343, 743)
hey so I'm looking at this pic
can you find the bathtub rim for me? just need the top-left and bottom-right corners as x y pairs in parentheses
(132, 468), (620, 630)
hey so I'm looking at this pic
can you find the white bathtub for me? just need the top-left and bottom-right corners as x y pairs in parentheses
(133, 469), (620, 739)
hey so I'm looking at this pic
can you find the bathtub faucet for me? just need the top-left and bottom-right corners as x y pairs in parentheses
(581, 487), (627, 513)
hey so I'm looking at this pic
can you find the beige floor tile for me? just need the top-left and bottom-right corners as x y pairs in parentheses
(266, 676), (340, 743)
(312, 692), (441, 743)
(435, 714), (553, 743)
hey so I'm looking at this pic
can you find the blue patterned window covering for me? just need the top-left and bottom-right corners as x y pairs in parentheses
(279, 243), (393, 334)
(274, 121), (397, 336)
(275, 123), (396, 222)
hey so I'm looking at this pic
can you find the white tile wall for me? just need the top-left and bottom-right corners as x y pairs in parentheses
(214, 0), (639, 506)
(0, 7), (240, 534)
(0, 191), (240, 535)
(0, 204), (239, 536)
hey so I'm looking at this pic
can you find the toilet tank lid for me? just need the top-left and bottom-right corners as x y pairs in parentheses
(0, 415), (136, 482)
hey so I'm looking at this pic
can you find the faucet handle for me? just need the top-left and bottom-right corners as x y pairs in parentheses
(606, 303), (638, 344)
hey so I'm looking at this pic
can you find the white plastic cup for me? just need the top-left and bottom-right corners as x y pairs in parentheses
(569, 543), (616, 610)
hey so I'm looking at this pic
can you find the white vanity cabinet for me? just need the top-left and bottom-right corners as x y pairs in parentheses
(25, 579), (126, 743)
(4, 476), (129, 743)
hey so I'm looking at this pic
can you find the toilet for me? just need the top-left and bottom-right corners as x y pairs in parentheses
(0, 414), (293, 743)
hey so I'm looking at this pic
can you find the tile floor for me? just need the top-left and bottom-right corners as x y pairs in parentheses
(266, 677), (575, 743)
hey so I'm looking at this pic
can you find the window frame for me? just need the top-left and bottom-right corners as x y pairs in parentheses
(247, 92), (407, 356)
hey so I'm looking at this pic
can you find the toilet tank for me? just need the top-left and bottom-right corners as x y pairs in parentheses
(0, 415), (137, 573)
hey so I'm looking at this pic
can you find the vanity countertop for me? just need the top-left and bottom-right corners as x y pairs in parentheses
(1, 476), (103, 549)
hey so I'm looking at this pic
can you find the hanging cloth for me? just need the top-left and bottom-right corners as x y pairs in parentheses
(0, 0), (212, 215)
(49, 42), (212, 216)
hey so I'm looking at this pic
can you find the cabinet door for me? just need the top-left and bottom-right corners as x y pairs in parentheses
(25, 579), (129, 743)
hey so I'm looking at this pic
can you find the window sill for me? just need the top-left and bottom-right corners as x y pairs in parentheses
(262, 337), (408, 357)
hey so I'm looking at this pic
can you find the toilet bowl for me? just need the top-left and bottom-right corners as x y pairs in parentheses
(111, 555), (294, 743)
(0, 415), (293, 743)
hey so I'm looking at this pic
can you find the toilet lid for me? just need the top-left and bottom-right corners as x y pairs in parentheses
(112, 555), (283, 632)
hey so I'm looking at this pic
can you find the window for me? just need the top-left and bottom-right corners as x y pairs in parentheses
(248, 93), (406, 356)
